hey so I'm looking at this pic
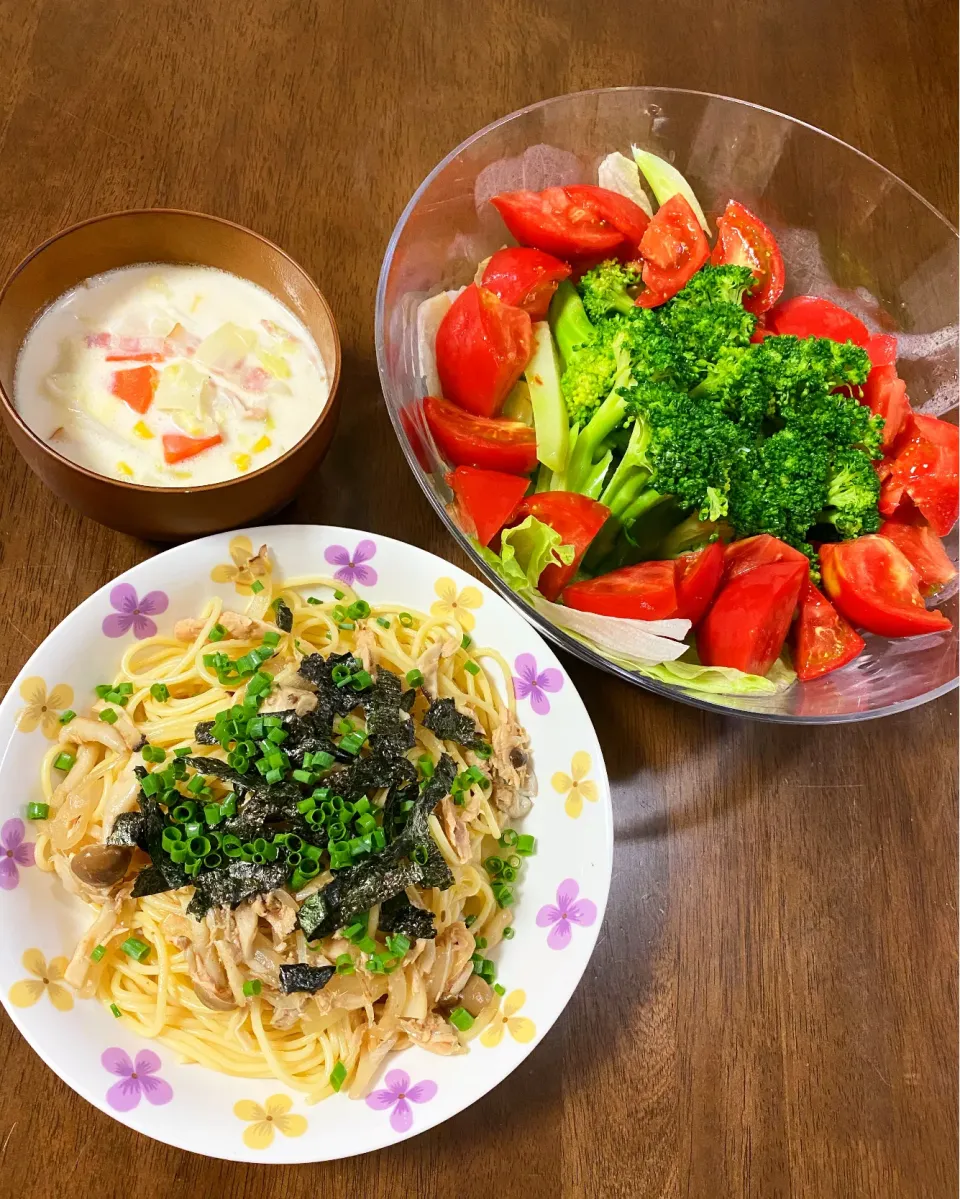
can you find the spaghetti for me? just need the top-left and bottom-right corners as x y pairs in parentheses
(32, 558), (536, 1102)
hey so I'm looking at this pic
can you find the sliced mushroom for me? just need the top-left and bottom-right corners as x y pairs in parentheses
(193, 982), (237, 1011)
(71, 843), (133, 887)
(459, 973), (494, 1017)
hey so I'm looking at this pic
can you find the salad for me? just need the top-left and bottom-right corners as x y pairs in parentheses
(412, 148), (958, 696)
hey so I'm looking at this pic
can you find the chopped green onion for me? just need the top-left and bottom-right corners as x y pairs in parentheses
(140, 774), (160, 797)
(449, 1006), (474, 1032)
(398, 612), (414, 628)
(343, 921), (365, 942)
(418, 754), (434, 778)
(346, 599), (371, 620)
(98, 708), (118, 724)
(174, 746), (191, 758)
(461, 633), (472, 649)
(90, 944), (107, 962)
(335, 953), (355, 976)
(95, 684), (112, 698)
(350, 669), (373, 691)
(499, 828), (519, 848)
(262, 630), (281, 647)
(121, 937), (151, 963)
(116, 682), (133, 695)
(27, 802), (49, 820)
(502, 926), (515, 939)
(333, 589), (345, 600)
(58, 709), (76, 725)
(483, 856), (503, 875)
(516, 834), (536, 856)
(355, 934), (377, 955)
(474, 937), (487, 950)
(330, 1060), (348, 1091)
(339, 731), (366, 756)
(53, 751), (75, 772)
(464, 914), (477, 928)
(242, 979), (262, 997)
(386, 933), (411, 957)
(250, 579), (264, 594)
(110, 1003), (122, 1018)
(465, 661), (480, 675)
(376, 616), (391, 629)
(150, 683), (169, 703)
(207, 622), (228, 642)
(405, 669), (424, 687)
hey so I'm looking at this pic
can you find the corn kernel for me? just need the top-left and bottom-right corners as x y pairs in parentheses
(132, 421), (154, 440)
(264, 413), (276, 431)
(251, 435), (271, 454)
(116, 461), (134, 478)
(232, 453), (252, 473)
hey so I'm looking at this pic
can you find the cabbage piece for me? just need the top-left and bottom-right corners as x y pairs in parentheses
(631, 147), (710, 232)
(255, 348), (292, 379)
(472, 516), (574, 595)
(194, 323), (257, 372)
(154, 362), (210, 414)
(530, 595), (690, 662)
(598, 151), (653, 217)
(416, 292), (453, 396)
(633, 656), (795, 696)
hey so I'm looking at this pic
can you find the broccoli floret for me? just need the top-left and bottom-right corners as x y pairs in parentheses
(597, 382), (747, 526)
(578, 259), (642, 321)
(657, 264), (757, 368)
(817, 447), (882, 538)
(658, 511), (732, 558)
(692, 344), (777, 432)
(728, 425), (832, 549)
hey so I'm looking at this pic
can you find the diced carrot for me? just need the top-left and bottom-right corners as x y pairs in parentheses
(162, 432), (222, 464)
(111, 365), (159, 414)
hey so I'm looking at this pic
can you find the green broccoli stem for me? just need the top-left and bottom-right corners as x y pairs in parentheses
(619, 488), (668, 527)
(548, 282), (595, 369)
(565, 375), (632, 495)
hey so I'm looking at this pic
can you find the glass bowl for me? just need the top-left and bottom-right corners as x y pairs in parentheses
(375, 87), (958, 722)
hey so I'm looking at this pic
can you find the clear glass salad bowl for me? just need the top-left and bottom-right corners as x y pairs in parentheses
(375, 88), (958, 722)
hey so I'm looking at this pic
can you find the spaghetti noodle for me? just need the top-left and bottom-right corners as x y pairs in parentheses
(32, 557), (536, 1102)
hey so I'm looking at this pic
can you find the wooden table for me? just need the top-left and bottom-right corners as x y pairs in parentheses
(0, 2), (956, 1195)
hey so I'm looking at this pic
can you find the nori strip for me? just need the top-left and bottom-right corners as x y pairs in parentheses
(278, 963), (335, 994)
(107, 811), (146, 848)
(399, 688), (417, 713)
(378, 893), (437, 941)
(130, 865), (172, 899)
(186, 859), (288, 917)
(298, 652), (365, 718)
(274, 599), (294, 633)
(422, 697), (485, 750)
(133, 793), (189, 895)
(364, 669), (415, 757)
(297, 755), (457, 940)
(194, 721), (218, 746)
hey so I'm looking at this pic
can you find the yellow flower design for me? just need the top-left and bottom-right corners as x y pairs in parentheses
(9, 949), (73, 1011)
(211, 536), (272, 595)
(480, 989), (536, 1048)
(430, 577), (483, 632)
(16, 678), (74, 739)
(552, 751), (599, 819)
(233, 1093), (307, 1150)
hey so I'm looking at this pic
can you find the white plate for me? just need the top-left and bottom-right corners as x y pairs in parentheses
(0, 525), (612, 1162)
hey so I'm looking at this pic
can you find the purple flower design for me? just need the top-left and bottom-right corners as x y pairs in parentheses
(102, 1047), (173, 1111)
(102, 584), (169, 640)
(365, 1068), (437, 1133)
(512, 652), (563, 716)
(536, 879), (597, 950)
(0, 819), (34, 890)
(324, 540), (378, 588)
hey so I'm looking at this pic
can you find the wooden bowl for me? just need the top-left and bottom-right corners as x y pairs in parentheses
(0, 209), (341, 540)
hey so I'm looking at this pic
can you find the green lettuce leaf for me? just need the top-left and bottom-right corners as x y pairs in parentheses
(472, 517), (574, 596)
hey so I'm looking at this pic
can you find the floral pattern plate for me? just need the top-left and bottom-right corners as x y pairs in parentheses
(0, 526), (612, 1162)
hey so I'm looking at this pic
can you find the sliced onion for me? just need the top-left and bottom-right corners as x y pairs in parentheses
(531, 595), (691, 662)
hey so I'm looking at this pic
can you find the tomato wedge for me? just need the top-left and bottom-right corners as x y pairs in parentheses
(423, 395), (538, 474)
(490, 188), (625, 260)
(480, 248), (571, 321)
(864, 333), (898, 369)
(563, 185), (650, 254)
(511, 493), (610, 601)
(879, 515), (958, 596)
(860, 364), (910, 452)
(820, 535), (951, 636)
(791, 580), (865, 681)
(111, 365), (158, 415)
(709, 200), (785, 314)
(447, 466), (529, 548)
(435, 284), (532, 418)
(162, 432), (222, 464)
(766, 296), (869, 346)
(697, 559), (808, 674)
(878, 413), (959, 535)
(722, 534), (811, 584)
(675, 542), (724, 623)
(561, 560), (677, 620)
(636, 194), (710, 308)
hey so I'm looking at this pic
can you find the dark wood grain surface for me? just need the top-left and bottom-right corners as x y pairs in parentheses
(0, 2), (956, 1196)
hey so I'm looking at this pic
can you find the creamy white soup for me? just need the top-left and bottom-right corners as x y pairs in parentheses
(14, 264), (329, 486)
